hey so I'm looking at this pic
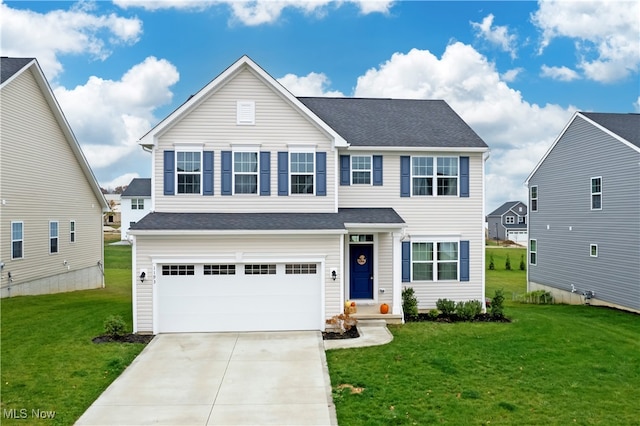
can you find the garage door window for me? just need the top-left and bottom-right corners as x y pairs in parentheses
(245, 264), (276, 275)
(204, 264), (236, 275)
(286, 264), (317, 274)
(162, 265), (195, 276)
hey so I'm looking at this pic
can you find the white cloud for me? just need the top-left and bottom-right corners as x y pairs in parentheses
(501, 68), (523, 83)
(0, 1), (142, 81)
(634, 97), (640, 113)
(540, 64), (580, 82)
(278, 72), (344, 97)
(532, 0), (640, 83)
(471, 13), (518, 59)
(102, 172), (142, 191)
(353, 45), (575, 210)
(114, 0), (393, 25)
(54, 57), (179, 176)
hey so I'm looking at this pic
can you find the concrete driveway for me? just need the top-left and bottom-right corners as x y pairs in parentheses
(76, 331), (337, 425)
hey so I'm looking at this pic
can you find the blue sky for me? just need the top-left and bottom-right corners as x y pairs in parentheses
(1, 0), (638, 211)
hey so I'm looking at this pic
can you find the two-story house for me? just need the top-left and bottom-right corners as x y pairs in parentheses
(129, 56), (489, 334)
(486, 201), (528, 244)
(1, 57), (108, 298)
(526, 112), (640, 313)
(120, 178), (151, 240)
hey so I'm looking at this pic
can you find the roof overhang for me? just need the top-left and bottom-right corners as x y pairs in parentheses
(341, 146), (489, 153)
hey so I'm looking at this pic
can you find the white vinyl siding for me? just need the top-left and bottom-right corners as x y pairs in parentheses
(0, 68), (104, 294)
(155, 68), (336, 213)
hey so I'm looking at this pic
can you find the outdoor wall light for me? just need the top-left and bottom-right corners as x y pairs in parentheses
(139, 271), (146, 283)
(331, 270), (337, 281)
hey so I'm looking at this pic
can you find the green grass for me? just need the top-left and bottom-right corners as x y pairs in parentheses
(1, 239), (144, 425)
(486, 247), (527, 300)
(327, 247), (640, 425)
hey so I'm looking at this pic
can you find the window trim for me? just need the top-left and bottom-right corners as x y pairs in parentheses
(590, 244), (598, 258)
(411, 239), (460, 282)
(49, 221), (59, 254)
(175, 150), (203, 195)
(289, 151), (315, 195)
(411, 156), (433, 196)
(351, 155), (372, 185)
(591, 177), (602, 210)
(70, 220), (76, 243)
(233, 150), (260, 195)
(529, 239), (537, 265)
(411, 156), (459, 197)
(530, 186), (538, 212)
(505, 216), (515, 224)
(436, 156), (459, 196)
(11, 221), (24, 260)
(131, 198), (144, 210)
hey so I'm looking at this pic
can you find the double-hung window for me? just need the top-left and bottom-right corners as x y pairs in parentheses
(131, 198), (144, 210)
(11, 221), (23, 259)
(234, 152), (258, 194)
(412, 241), (459, 281)
(351, 156), (372, 184)
(591, 177), (602, 210)
(436, 157), (458, 196)
(530, 186), (538, 212)
(70, 220), (76, 243)
(290, 152), (314, 194)
(50, 221), (59, 254)
(412, 157), (433, 195)
(177, 151), (201, 194)
(529, 239), (537, 265)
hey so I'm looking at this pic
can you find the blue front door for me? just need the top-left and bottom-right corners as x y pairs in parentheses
(350, 244), (373, 299)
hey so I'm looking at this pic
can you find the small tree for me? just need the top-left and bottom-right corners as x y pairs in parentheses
(489, 254), (495, 270)
(505, 254), (512, 270)
(519, 254), (526, 271)
(402, 287), (419, 321)
(490, 289), (505, 319)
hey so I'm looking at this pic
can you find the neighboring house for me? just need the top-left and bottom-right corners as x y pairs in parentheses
(120, 178), (151, 240)
(525, 111), (640, 313)
(486, 201), (528, 244)
(129, 56), (489, 334)
(103, 193), (121, 226)
(0, 57), (109, 298)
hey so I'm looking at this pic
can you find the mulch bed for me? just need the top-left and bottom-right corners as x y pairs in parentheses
(92, 334), (155, 344)
(322, 326), (360, 340)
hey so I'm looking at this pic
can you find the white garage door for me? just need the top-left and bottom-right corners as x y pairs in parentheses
(156, 263), (321, 333)
(507, 231), (528, 245)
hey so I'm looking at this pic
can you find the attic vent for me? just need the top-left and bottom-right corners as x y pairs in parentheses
(237, 101), (255, 125)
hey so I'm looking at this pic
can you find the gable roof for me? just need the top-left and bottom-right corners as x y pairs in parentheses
(298, 97), (488, 149)
(0, 57), (109, 211)
(487, 201), (526, 217)
(121, 178), (151, 197)
(129, 208), (405, 234)
(138, 55), (347, 148)
(526, 111), (640, 185)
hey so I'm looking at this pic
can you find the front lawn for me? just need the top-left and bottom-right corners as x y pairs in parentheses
(327, 247), (640, 425)
(0, 239), (144, 425)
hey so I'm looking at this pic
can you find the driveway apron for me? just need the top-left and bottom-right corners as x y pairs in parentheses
(76, 331), (337, 425)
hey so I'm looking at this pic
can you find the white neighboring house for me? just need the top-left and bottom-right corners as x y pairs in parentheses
(129, 56), (489, 334)
(120, 178), (151, 240)
(0, 57), (109, 297)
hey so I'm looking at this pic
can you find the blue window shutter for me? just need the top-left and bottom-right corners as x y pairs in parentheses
(221, 151), (232, 195)
(163, 150), (175, 195)
(402, 241), (411, 282)
(373, 155), (383, 186)
(460, 156), (469, 198)
(203, 151), (214, 195)
(340, 155), (350, 186)
(316, 152), (327, 196)
(260, 151), (270, 196)
(278, 152), (288, 196)
(400, 156), (410, 197)
(460, 240), (470, 281)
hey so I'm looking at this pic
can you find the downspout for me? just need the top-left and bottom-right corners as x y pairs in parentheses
(482, 150), (490, 311)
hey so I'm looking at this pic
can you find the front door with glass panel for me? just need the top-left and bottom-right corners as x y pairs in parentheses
(349, 244), (373, 299)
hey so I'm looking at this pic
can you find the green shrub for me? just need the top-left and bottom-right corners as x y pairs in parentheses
(455, 300), (482, 321)
(427, 309), (440, 320)
(505, 254), (512, 270)
(490, 289), (505, 319)
(104, 315), (127, 338)
(402, 287), (419, 320)
(519, 254), (526, 271)
(436, 298), (456, 316)
(518, 290), (553, 305)
(489, 254), (495, 270)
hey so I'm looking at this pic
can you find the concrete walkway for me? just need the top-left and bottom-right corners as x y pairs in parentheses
(76, 332), (337, 425)
(323, 320), (394, 351)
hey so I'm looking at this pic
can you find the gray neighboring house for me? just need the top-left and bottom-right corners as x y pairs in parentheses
(525, 111), (640, 313)
(486, 201), (528, 244)
(120, 178), (151, 240)
(1, 57), (109, 297)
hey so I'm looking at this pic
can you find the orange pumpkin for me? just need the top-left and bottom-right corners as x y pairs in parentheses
(380, 303), (389, 314)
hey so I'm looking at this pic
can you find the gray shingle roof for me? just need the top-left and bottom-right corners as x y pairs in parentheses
(131, 208), (405, 231)
(581, 112), (640, 148)
(298, 97), (488, 148)
(121, 178), (151, 197)
(1, 57), (34, 84)
(487, 201), (525, 217)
